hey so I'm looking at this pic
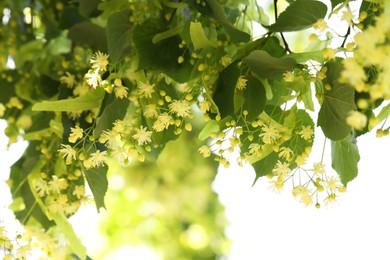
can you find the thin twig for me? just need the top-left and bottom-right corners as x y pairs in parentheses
(340, 26), (351, 48)
(168, 0), (183, 23)
(273, 0), (292, 53)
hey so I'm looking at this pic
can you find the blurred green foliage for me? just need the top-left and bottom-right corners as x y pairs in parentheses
(98, 131), (229, 259)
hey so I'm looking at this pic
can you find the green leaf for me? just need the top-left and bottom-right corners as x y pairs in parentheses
(59, 7), (86, 30)
(199, 120), (220, 141)
(48, 36), (72, 55)
(10, 146), (53, 229)
(77, 0), (100, 17)
(283, 109), (315, 168)
(52, 214), (87, 259)
(153, 25), (184, 44)
(252, 152), (278, 184)
(189, 22), (216, 50)
(84, 165), (108, 211)
(132, 18), (192, 83)
(283, 104), (297, 128)
(233, 37), (268, 61)
(359, 0), (382, 29)
(68, 21), (107, 51)
(204, 0), (250, 43)
(32, 88), (105, 112)
(183, 0), (214, 17)
(106, 10), (133, 64)
(97, 0), (128, 19)
(285, 50), (325, 63)
(220, 20), (251, 43)
(240, 75), (266, 121)
(331, 135), (360, 186)
(264, 79), (292, 106)
(330, 0), (345, 9)
(0, 70), (19, 104)
(244, 50), (297, 79)
(50, 119), (64, 138)
(370, 103), (390, 130)
(268, 0), (327, 32)
(14, 40), (44, 66)
(318, 62), (356, 140)
(301, 86), (315, 111)
(262, 36), (286, 58)
(94, 95), (130, 139)
(213, 62), (240, 118)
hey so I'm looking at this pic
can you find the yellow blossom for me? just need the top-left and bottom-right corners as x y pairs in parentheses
(300, 193), (313, 207)
(322, 48), (336, 60)
(48, 196), (66, 215)
(272, 160), (291, 176)
(143, 104), (159, 118)
(340, 58), (367, 92)
(198, 145), (211, 158)
(132, 126), (152, 146)
(88, 150), (108, 168)
(68, 126), (83, 143)
(34, 177), (49, 197)
(137, 80), (155, 99)
(0, 103), (6, 117)
(326, 176), (340, 192)
(313, 162), (325, 174)
(292, 186), (309, 197)
(58, 144), (76, 165)
(17, 115), (32, 129)
(295, 155), (306, 166)
(346, 110), (367, 131)
(235, 75), (247, 90)
(7, 97), (24, 109)
(259, 123), (281, 144)
(48, 176), (68, 193)
(83, 158), (94, 169)
(342, 8), (354, 25)
(313, 19), (327, 31)
(199, 100), (211, 112)
(112, 119), (126, 133)
(111, 146), (129, 165)
(90, 51), (109, 72)
(99, 130), (116, 148)
(153, 113), (173, 132)
(73, 185), (85, 199)
(219, 55), (232, 67)
(60, 72), (76, 88)
(85, 69), (101, 88)
(278, 147), (294, 161)
(64, 202), (80, 215)
(17, 245), (31, 258)
(169, 100), (192, 117)
(298, 126), (314, 140)
(248, 143), (262, 157)
(324, 193), (337, 206)
(114, 78), (122, 87)
(270, 175), (284, 192)
(283, 71), (294, 82)
(114, 85), (128, 99)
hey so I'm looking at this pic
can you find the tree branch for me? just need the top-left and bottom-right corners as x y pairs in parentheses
(273, 0), (292, 53)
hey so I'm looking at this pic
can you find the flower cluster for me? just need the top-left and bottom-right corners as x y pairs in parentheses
(0, 223), (69, 259)
(195, 80), (349, 207)
(340, 10), (390, 132)
(33, 170), (89, 216)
